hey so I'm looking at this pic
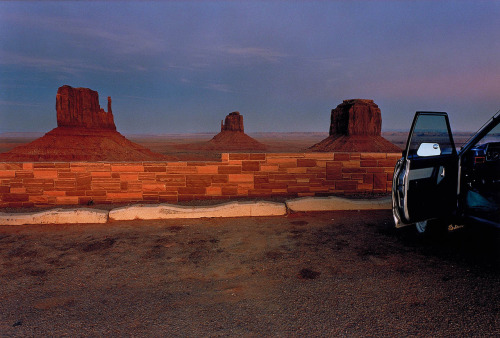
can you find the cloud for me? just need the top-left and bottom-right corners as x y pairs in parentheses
(165, 44), (288, 72)
(0, 51), (125, 75)
(3, 11), (167, 57)
(222, 46), (287, 63)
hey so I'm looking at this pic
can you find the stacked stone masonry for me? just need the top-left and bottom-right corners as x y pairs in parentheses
(0, 153), (399, 207)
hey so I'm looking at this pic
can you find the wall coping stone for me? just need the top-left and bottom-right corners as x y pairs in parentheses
(108, 201), (287, 221)
(0, 208), (108, 225)
(0, 197), (394, 225)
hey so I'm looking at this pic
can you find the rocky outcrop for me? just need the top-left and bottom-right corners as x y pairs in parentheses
(329, 99), (381, 136)
(209, 111), (265, 150)
(310, 99), (401, 152)
(181, 111), (266, 152)
(0, 85), (175, 162)
(56, 85), (116, 130)
(221, 112), (244, 132)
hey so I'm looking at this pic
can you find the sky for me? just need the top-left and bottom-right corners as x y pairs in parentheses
(1, 1), (499, 135)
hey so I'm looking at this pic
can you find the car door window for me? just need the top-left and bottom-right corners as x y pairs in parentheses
(407, 114), (456, 158)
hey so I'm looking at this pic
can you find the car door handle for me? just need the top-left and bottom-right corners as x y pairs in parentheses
(441, 167), (445, 177)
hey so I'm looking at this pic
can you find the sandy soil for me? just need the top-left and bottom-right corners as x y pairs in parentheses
(0, 132), (349, 161)
(1, 210), (498, 336)
(127, 132), (331, 161)
(0, 131), (474, 161)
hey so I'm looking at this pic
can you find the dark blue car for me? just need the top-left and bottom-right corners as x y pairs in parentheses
(392, 111), (500, 233)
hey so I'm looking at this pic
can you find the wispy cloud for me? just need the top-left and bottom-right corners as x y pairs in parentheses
(222, 46), (288, 63)
(169, 45), (288, 71)
(0, 51), (125, 75)
(3, 11), (167, 56)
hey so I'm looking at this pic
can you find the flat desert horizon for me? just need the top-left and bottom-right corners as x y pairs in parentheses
(0, 131), (475, 162)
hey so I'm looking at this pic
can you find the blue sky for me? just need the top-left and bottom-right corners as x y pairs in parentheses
(1, 1), (499, 134)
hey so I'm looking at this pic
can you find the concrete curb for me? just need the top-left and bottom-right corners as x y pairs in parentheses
(285, 196), (392, 212)
(0, 208), (109, 226)
(108, 201), (287, 221)
(0, 197), (392, 225)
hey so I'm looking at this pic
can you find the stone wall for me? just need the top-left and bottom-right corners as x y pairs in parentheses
(0, 153), (399, 208)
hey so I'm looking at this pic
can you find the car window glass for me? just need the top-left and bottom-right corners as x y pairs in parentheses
(474, 123), (500, 147)
(408, 114), (454, 158)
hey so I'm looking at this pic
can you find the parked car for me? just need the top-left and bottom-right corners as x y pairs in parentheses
(392, 111), (500, 233)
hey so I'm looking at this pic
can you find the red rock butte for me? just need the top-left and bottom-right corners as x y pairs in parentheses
(206, 112), (266, 151)
(0, 85), (175, 162)
(56, 85), (116, 130)
(309, 99), (401, 153)
(221, 111), (244, 132)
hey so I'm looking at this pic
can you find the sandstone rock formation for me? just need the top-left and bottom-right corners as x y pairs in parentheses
(207, 111), (266, 151)
(329, 99), (381, 136)
(0, 85), (175, 162)
(180, 111), (266, 152)
(221, 111), (244, 132)
(56, 85), (116, 130)
(309, 99), (401, 152)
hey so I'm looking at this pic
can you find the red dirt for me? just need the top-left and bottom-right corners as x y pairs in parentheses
(182, 130), (267, 152)
(309, 135), (402, 153)
(0, 127), (176, 162)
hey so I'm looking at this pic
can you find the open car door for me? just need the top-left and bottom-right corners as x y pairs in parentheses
(393, 112), (459, 228)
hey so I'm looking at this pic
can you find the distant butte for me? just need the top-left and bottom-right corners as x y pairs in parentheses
(207, 112), (266, 151)
(0, 85), (176, 162)
(220, 111), (244, 132)
(309, 99), (401, 153)
(56, 85), (116, 130)
(176, 111), (266, 153)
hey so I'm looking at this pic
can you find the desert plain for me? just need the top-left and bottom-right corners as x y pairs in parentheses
(0, 131), (476, 162)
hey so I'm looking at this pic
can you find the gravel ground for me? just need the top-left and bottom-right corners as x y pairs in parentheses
(0, 210), (499, 336)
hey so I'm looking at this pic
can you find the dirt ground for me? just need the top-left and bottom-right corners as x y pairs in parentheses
(1, 210), (498, 336)
(0, 132), (331, 162)
(0, 132), (356, 161)
(0, 131), (476, 161)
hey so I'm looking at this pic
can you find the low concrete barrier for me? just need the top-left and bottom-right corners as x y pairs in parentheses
(0, 208), (109, 226)
(108, 201), (287, 221)
(0, 197), (392, 225)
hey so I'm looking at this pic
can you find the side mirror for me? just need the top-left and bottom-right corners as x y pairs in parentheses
(417, 143), (441, 157)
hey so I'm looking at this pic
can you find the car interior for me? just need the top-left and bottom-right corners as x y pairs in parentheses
(461, 123), (500, 225)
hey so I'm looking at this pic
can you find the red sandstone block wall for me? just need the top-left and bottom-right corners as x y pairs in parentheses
(0, 153), (400, 208)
